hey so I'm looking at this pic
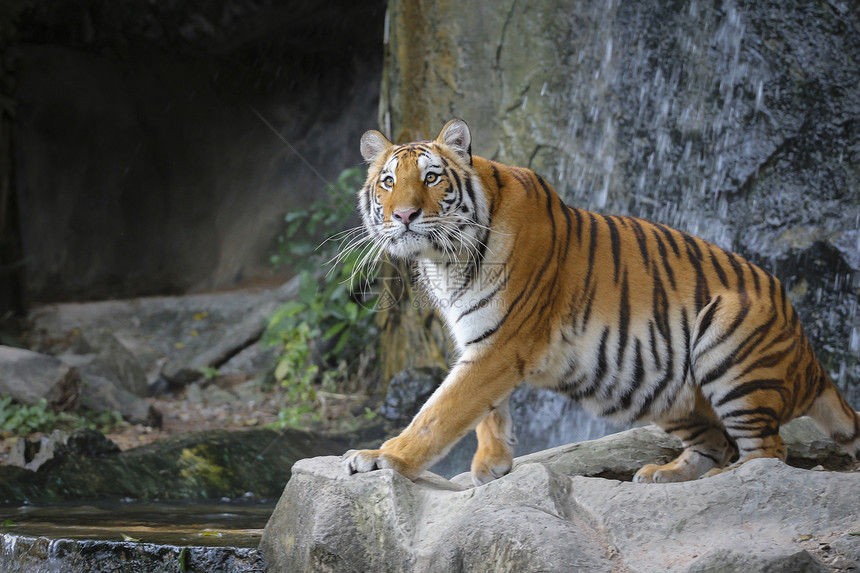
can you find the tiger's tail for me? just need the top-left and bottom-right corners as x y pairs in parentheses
(807, 373), (860, 460)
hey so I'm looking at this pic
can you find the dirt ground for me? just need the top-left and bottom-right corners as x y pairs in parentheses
(104, 377), (284, 451)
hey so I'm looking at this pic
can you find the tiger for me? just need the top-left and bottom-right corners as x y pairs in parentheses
(342, 118), (860, 486)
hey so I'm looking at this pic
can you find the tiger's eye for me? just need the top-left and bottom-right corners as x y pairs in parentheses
(382, 175), (394, 188)
(425, 172), (438, 184)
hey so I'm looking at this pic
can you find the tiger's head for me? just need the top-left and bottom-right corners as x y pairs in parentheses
(357, 119), (488, 262)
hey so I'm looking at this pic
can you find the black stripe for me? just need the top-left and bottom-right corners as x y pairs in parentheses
(720, 406), (780, 423)
(466, 324), (501, 345)
(747, 260), (761, 295)
(449, 168), (462, 195)
(652, 269), (671, 340)
(603, 215), (622, 283)
(648, 320), (662, 371)
(651, 229), (677, 290)
(571, 206), (583, 244)
(681, 308), (692, 381)
(715, 379), (790, 409)
(464, 176), (477, 213)
(767, 272), (777, 304)
(573, 327), (611, 400)
(584, 213), (599, 291)
(581, 283), (598, 331)
(617, 269), (631, 367)
(628, 218), (650, 268)
(682, 233), (703, 261)
(653, 223), (680, 257)
(685, 239), (709, 313)
(696, 296), (753, 359)
(456, 275), (509, 321)
(490, 163), (503, 189)
(604, 338), (646, 416)
(708, 246), (730, 288)
(725, 251), (746, 294)
(699, 310), (778, 386)
(734, 310), (780, 365)
(634, 311), (677, 420)
(508, 168), (530, 195)
(695, 296), (721, 349)
(736, 340), (797, 380)
(691, 449), (723, 463)
(593, 327), (611, 389)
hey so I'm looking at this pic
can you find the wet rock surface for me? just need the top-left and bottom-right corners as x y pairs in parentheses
(0, 534), (262, 573)
(5, 429), (120, 473)
(261, 417), (860, 573)
(0, 500), (271, 573)
(0, 427), (368, 504)
(379, 367), (445, 424)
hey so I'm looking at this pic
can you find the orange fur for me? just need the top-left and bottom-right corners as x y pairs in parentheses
(343, 120), (860, 484)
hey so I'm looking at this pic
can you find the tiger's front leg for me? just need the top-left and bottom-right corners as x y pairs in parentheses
(343, 356), (519, 480)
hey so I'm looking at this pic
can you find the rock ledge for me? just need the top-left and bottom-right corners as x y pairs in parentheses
(261, 420), (860, 573)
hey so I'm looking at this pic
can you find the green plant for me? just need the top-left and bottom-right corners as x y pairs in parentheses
(0, 394), (124, 437)
(270, 167), (364, 273)
(265, 166), (380, 429)
(199, 366), (220, 380)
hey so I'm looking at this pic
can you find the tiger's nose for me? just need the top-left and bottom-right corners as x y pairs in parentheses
(393, 208), (421, 226)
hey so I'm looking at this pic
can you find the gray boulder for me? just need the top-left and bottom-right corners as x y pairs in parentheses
(0, 345), (81, 410)
(79, 374), (161, 427)
(160, 277), (300, 387)
(63, 329), (149, 397)
(379, 367), (445, 424)
(261, 418), (859, 573)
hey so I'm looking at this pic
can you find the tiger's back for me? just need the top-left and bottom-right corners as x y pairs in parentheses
(345, 119), (860, 485)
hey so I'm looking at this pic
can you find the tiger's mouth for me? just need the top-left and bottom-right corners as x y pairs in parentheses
(386, 228), (429, 259)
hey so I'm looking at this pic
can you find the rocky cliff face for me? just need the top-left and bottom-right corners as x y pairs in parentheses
(381, 0), (860, 401)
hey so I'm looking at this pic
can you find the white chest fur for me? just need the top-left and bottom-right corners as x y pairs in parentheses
(417, 258), (507, 352)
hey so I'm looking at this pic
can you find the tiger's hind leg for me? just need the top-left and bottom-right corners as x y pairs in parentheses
(633, 392), (736, 483)
(692, 294), (793, 477)
(471, 394), (516, 486)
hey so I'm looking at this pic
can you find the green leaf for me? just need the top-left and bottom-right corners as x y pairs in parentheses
(298, 272), (317, 304)
(322, 321), (348, 340)
(332, 327), (351, 355)
(179, 547), (188, 572)
(284, 211), (307, 223)
(1, 520), (15, 528)
(274, 359), (291, 382)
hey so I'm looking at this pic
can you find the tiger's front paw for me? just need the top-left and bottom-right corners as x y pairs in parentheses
(342, 449), (414, 478)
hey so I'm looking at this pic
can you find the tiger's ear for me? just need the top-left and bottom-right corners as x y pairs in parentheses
(436, 119), (472, 163)
(360, 130), (392, 163)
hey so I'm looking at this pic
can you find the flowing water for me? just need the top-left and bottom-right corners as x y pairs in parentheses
(0, 500), (269, 573)
(512, 0), (859, 398)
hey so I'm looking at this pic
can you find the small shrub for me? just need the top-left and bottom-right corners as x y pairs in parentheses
(266, 167), (379, 428)
(0, 393), (124, 437)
